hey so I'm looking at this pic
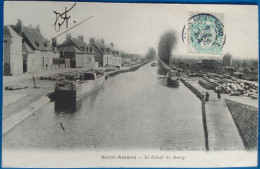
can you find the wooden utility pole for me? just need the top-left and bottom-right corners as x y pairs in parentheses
(32, 75), (37, 88)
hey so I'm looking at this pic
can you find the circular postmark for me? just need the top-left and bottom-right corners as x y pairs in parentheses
(182, 13), (226, 56)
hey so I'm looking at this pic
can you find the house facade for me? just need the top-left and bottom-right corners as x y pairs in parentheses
(58, 34), (95, 68)
(11, 19), (60, 73)
(89, 38), (122, 68)
(112, 56), (122, 68)
(3, 25), (23, 75)
(121, 53), (140, 66)
(103, 54), (114, 67)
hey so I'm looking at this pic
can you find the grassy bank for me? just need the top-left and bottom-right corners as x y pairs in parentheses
(225, 99), (258, 150)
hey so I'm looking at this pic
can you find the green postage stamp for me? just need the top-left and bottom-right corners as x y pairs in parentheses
(187, 12), (225, 56)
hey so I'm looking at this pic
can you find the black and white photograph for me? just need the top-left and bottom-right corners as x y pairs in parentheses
(2, 1), (259, 167)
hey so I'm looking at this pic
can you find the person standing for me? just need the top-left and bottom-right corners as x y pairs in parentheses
(205, 92), (209, 102)
(217, 90), (221, 100)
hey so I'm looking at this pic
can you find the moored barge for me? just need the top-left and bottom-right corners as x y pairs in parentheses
(54, 71), (105, 110)
(167, 71), (180, 87)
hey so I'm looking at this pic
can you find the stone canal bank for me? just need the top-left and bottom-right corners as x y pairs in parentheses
(159, 59), (257, 150)
(188, 78), (258, 150)
(2, 61), (151, 135)
(181, 78), (245, 151)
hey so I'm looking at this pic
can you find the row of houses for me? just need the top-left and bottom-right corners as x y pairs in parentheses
(3, 19), (140, 75)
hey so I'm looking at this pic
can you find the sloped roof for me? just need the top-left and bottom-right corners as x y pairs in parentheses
(59, 37), (87, 53)
(93, 41), (106, 53)
(71, 38), (87, 47)
(92, 41), (115, 55)
(4, 25), (22, 39)
(58, 46), (83, 54)
(22, 26), (50, 51)
(22, 42), (35, 54)
(94, 41), (106, 49)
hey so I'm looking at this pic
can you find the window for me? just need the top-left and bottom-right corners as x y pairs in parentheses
(4, 40), (8, 43)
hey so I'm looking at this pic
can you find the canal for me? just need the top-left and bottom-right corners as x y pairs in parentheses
(3, 63), (205, 150)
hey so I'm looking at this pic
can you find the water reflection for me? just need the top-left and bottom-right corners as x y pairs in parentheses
(55, 83), (106, 114)
(55, 105), (76, 114)
(157, 65), (166, 76)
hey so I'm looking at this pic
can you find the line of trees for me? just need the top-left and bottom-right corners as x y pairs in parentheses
(158, 30), (177, 65)
(145, 47), (156, 60)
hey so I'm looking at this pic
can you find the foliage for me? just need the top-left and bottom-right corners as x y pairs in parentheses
(146, 47), (156, 60)
(158, 30), (178, 65)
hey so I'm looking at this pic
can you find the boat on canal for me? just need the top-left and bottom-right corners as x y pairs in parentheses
(54, 71), (105, 110)
(167, 71), (180, 87)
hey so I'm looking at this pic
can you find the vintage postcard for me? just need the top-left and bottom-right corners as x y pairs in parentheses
(2, 1), (258, 168)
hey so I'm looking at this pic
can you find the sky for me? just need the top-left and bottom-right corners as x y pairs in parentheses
(4, 2), (259, 59)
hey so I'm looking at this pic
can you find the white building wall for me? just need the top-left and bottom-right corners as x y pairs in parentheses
(76, 54), (83, 68)
(9, 37), (23, 75)
(83, 54), (95, 68)
(113, 56), (122, 68)
(27, 53), (36, 73)
(103, 54), (113, 67)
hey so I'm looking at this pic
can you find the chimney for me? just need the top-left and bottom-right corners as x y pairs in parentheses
(52, 38), (57, 47)
(90, 38), (95, 44)
(101, 39), (104, 44)
(110, 42), (114, 47)
(36, 24), (40, 32)
(15, 19), (22, 36)
(78, 35), (84, 41)
(66, 33), (72, 40)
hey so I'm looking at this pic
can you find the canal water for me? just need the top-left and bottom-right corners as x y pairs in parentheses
(3, 63), (205, 150)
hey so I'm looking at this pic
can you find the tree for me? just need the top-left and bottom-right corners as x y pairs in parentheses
(158, 30), (178, 65)
(146, 47), (156, 60)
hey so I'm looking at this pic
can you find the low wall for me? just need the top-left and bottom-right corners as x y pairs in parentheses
(3, 96), (50, 135)
(107, 60), (151, 77)
(180, 78), (204, 100)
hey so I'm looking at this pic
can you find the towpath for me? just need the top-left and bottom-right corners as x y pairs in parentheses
(184, 78), (245, 150)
